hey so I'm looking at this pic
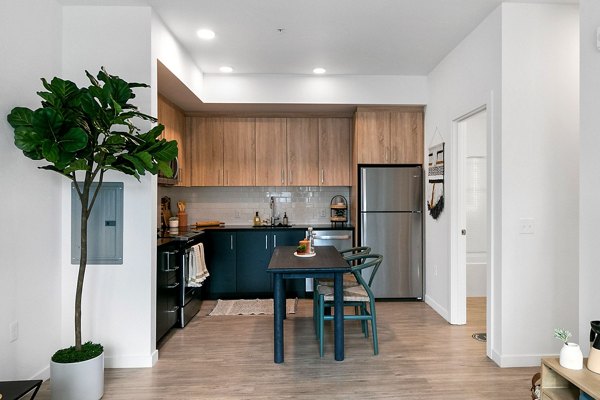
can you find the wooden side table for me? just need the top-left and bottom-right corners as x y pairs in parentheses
(541, 357), (600, 399)
(0, 380), (42, 400)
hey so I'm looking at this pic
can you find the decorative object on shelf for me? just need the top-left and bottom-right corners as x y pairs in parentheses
(427, 142), (445, 219)
(588, 320), (600, 374)
(177, 201), (187, 227)
(330, 195), (348, 227)
(554, 328), (583, 370)
(7, 68), (178, 400)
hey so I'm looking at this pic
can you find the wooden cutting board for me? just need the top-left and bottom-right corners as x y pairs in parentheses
(194, 220), (225, 227)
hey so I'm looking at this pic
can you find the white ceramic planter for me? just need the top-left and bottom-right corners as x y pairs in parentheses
(50, 352), (104, 400)
(559, 342), (583, 370)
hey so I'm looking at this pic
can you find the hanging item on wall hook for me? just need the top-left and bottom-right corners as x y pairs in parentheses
(427, 142), (445, 219)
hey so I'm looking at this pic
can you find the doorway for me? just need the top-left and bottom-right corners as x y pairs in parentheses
(450, 106), (491, 358)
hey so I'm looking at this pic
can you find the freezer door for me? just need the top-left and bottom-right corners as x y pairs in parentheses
(360, 167), (422, 212)
(360, 212), (422, 298)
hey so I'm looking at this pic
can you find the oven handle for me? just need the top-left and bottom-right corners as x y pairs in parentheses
(314, 235), (352, 240)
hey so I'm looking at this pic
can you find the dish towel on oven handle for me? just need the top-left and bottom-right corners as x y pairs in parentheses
(188, 243), (209, 287)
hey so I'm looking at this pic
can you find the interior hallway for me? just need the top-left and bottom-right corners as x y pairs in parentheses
(35, 298), (536, 399)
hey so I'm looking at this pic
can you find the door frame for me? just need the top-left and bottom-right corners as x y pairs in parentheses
(449, 102), (493, 359)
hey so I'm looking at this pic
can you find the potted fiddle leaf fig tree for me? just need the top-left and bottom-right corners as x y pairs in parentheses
(7, 67), (177, 400)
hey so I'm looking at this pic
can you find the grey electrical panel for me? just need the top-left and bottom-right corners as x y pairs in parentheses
(71, 182), (124, 264)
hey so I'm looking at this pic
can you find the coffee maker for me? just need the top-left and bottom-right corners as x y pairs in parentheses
(588, 321), (600, 374)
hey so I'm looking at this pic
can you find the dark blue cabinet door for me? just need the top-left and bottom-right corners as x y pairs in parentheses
(236, 230), (272, 295)
(205, 231), (236, 297)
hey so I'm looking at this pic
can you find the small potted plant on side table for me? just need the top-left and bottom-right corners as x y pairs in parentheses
(554, 328), (583, 370)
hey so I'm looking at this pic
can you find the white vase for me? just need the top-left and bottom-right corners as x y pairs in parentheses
(559, 342), (583, 370)
(50, 352), (104, 400)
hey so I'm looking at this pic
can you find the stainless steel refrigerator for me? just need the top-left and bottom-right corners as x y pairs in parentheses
(359, 166), (423, 299)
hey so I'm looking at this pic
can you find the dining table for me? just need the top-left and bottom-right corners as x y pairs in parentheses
(267, 245), (350, 363)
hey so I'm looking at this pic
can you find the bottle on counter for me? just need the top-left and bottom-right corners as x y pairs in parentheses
(283, 212), (288, 226)
(253, 211), (261, 226)
(307, 226), (314, 253)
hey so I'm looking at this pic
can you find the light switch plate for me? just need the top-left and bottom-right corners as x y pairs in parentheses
(597, 27), (600, 50)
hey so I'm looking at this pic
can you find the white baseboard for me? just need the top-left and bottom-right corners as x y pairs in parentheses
(495, 352), (557, 367)
(104, 350), (158, 368)
(30, 365), (50, 381)
(425, 294), (449, 322)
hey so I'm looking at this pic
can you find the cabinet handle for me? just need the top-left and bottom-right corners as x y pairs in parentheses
(166, 306), (179, 313)
(321, 169), (324, 184)
(281, 169), (285, 185)
(162, 266), (179, 273)
(385, 147), (390, 162)
(165, 282), (180, 289)
(289, 170), (293, 184)
(225, 170), (229, 186)
(218, 169), (221, 185)
(265, 235), (268, 250)
(230, 235), (234, 250)
(273, 234), (277, 247)
(393, 147), (397, 162)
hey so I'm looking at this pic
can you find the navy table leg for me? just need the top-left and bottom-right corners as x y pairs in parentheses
(333, 272), (345, 361)
(274, 273), (285, 363)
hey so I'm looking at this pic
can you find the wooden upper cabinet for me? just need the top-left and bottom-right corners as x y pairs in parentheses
(223, 118), (256, 186)
(188, 117), (224, 186)
(355, 109), (424, 165)
(355, 111), (389, 164)
(157, 95), (189, 186)
(318, 118), (351, 186)
(390, 111), (424, 164)
(255, 118), (287, 186)
(286, 118), (319, 186)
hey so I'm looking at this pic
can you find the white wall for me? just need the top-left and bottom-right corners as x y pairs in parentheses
(500, 3), (579, 366)
(426, 3), (579, 367)
(151, 12), (204, 101)
(425, 6), (502, 333)
(0, 0), (63, 381)
(579, 0), (600, 354)
(202, 74), (428, 105)
(61, 5), (158, 368)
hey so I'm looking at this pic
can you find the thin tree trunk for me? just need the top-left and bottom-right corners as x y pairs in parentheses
(75, 178), (91, 351)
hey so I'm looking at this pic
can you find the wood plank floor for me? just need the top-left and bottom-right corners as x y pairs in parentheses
(35, 297), (538, 399)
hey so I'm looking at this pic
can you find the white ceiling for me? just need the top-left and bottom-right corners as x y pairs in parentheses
(60, 0), (577, 110)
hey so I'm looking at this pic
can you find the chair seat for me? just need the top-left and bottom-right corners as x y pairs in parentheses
(317, 274), (360, 288)
(317, 283), (369, 302)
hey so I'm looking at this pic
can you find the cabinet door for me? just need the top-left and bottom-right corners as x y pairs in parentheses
(158, 95), (189, 186)
(286, 118), (319, 186)
(223, 118), (256, 186)
(355, 111), (390, 164)
(236, 231), (272, 294)
(255, 118), (287, 186)
(390, 111), (424, 164)
(188, 117), (224, 186)
(204, 231), (236, 297)
(318, 118), (351, 186)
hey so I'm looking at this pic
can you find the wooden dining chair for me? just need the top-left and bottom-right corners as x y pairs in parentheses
(316, 254), (383, 357)
(312, 246), (371, 336)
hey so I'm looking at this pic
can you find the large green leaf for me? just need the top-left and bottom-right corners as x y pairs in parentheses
(14, 126), (41, 152)
(109, 78), (133, 105)
(122, 154), (145, 174)
(152, 140), (178, 161)
(7, 107), (34, 128)
(32, 108), (63, 139)
(157, 159), (173, 178)
(105, 134), (125, 145)
(37, 91), (59, 108)
(61, 127), (88, 152)
(135, 151), (154, 169)
(63, 159), (90, 174)
(46, 77), (79, 101)
(42, 141), (60, 163)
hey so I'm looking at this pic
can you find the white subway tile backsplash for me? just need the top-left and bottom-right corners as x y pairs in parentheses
(158, 186), (350, 226)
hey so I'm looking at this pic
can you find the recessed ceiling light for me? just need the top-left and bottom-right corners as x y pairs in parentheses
(313, 67), (326, 74)
(220, 66), (233, 73)
(196, 29), (215, 40)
